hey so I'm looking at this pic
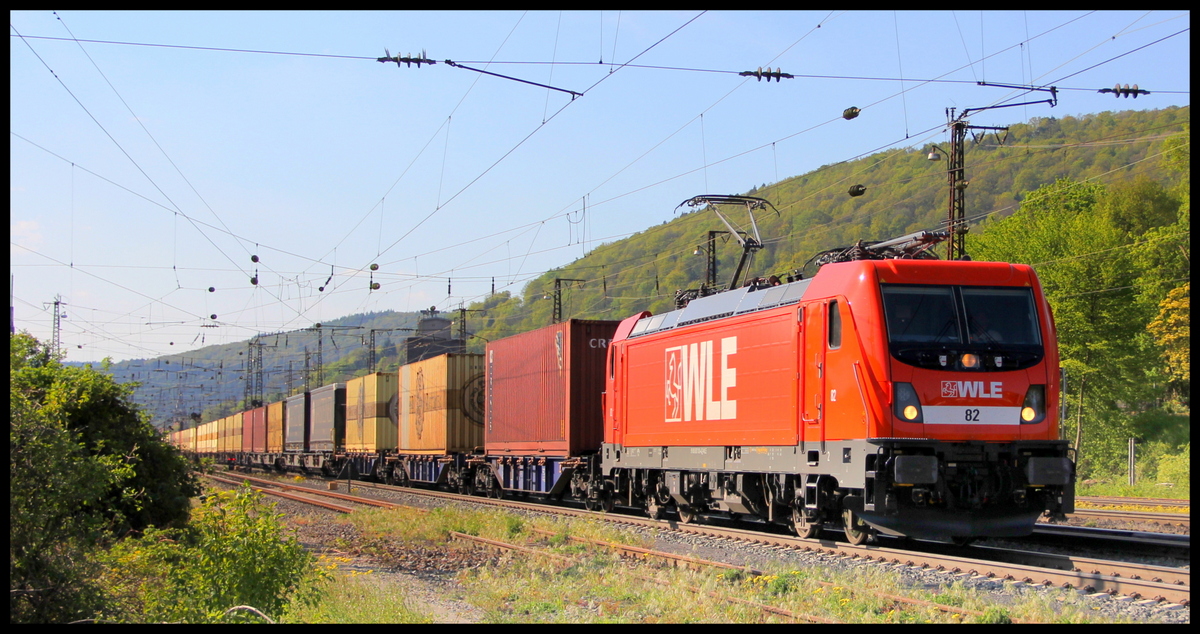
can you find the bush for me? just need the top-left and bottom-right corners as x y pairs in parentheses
(10, 391), (124, 623)
(1155, 443), (1190, 492)
(100, 484), (325, 623)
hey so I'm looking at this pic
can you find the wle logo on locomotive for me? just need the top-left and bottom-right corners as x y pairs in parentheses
(664, 337), (739, 422)
(941, 380), (1004, 399)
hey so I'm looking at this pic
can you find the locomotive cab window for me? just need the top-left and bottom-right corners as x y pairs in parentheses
(881, 284), (1043, 371)
(827, 300), (842, 349)
(961, 288), (1041, 346)
(882, 286), (959, 344)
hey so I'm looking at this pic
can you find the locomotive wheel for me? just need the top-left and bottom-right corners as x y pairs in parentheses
(842, 509), (873, 545)
(600, 484), (615, 513)
(645, 495), (665, 520)
(644, 478), (669, 520)
(791, 506), (820, 539)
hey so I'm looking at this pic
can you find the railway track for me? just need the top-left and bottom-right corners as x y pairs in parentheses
(1064, 508), (1190, 529)
(1077, 496), (1190, 509)
(203, 471), (1191, 607)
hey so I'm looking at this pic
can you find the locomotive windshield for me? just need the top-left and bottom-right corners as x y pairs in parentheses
(960, 287), (1041, 346)
(881, 284), (1042, 370)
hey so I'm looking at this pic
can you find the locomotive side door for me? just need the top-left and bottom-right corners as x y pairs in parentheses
(800, 301), (826, 448)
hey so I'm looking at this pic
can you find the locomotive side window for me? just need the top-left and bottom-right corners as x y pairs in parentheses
(827, 301), (842, 349)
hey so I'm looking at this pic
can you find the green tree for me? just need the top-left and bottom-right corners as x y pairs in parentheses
(10, 334), (130, 622)
(10, 332), (199, 534)
(11, 331), (199, 530)
(969, 179), (1157, 475)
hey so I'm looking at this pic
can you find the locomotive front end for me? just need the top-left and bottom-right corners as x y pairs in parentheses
(857, 263), (1075, 541)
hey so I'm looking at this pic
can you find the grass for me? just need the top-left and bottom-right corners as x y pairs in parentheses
(1076, 480), (1190, 500)
(279, 559), (432, 624)
(290, 504), (1165, 623)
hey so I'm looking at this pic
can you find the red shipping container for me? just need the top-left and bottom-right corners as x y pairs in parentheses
(242, 407), (266, 453)
(485, 319), (619, 456)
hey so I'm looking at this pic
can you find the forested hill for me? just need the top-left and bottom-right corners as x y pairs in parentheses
(466, 106), (1189, 343)
(87, 309), (429, 426)
(104, 106), (1187, 431)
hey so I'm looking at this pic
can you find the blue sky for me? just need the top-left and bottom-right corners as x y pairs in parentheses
(10, 10), (1190, 362)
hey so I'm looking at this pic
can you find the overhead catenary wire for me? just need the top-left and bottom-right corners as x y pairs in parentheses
(11, 11), (1188, 360)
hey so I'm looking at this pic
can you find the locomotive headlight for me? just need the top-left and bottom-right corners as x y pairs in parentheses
(1021, 385), (1046, 424)
(961, 353), (980, 369)
(893, 382), (924, 423)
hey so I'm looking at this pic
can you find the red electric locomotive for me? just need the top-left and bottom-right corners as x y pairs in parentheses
(601, 250), (1074, 543)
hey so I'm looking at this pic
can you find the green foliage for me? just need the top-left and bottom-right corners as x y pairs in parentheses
(1147, 283), (1189, 384)
(464, 107), (1189, 341)
(967, 152), (1188, 478)
(976, 606), (1014, 624)
(99, 484), (324, 623)
(1153, 443), (1190, 492)
(10, 367), (124, 623)
(11, 331), (200, 623)
(278, 570), (432, 624)
(11, 332), (199, 533)
(1132, 410), (1190, 448)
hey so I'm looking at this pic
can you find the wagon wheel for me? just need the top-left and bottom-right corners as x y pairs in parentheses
(950, 536), (975, 547)
(791, 506), (820, 539)
(842, 509), (873, 546)
(396, 466), (410, 487)
(487, 477), (504, 499)
(383, 467), (396, 486)
(676, 505), (698, 524)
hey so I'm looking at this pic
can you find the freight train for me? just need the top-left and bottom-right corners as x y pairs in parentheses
(171, 233), (1075, 545)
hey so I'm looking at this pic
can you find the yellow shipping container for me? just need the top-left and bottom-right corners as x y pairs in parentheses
(267, 400), (286, 453)
(222, 414), (243, 454)
(398, 353), (484, 454)
(203, 420), (217, 454)
(345, 372), (399, 452)
(217, 416), (228, 453)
